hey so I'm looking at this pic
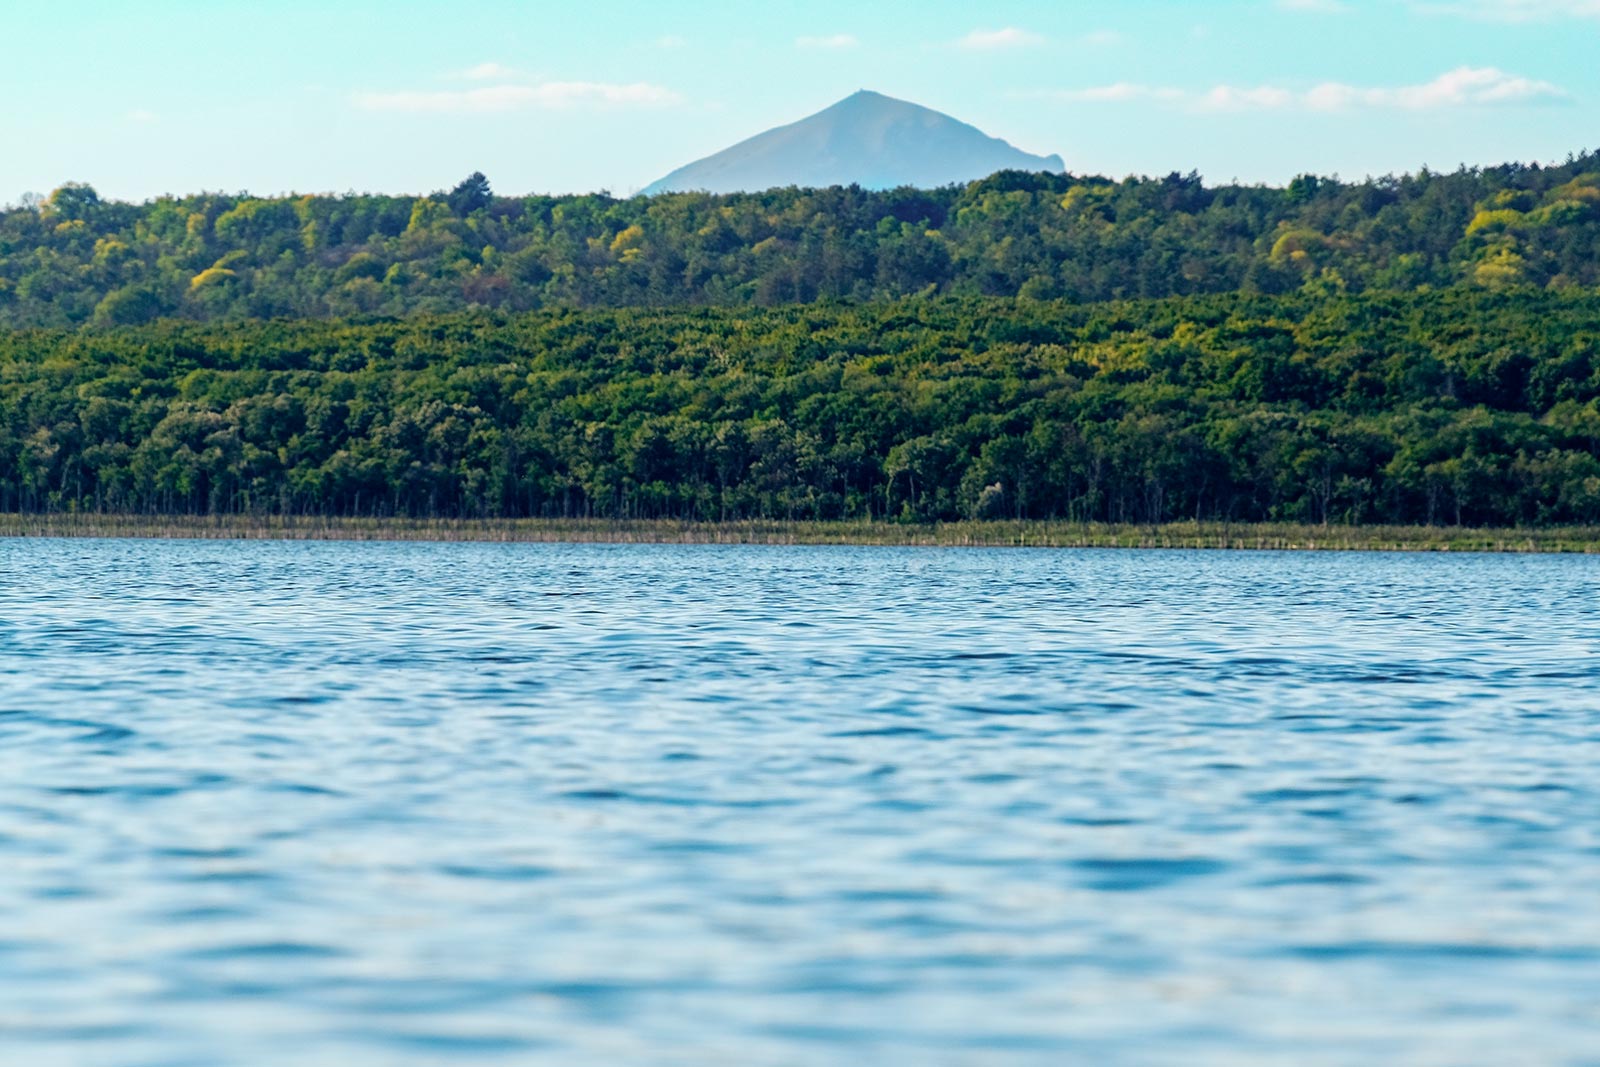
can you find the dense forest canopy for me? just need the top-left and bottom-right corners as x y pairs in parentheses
(4, 291), (1600, 526)
(2, 156), (1599, 328)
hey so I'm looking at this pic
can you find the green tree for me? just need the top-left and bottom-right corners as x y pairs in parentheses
(447, 172), (492, 217)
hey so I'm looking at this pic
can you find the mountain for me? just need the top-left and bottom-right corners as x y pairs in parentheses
(641, 90), (1065, 196)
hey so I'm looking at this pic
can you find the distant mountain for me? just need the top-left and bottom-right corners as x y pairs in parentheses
(641, 90), (1065, 196)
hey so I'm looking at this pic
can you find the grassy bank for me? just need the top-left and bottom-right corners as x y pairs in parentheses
(4, 514), (1600, 552)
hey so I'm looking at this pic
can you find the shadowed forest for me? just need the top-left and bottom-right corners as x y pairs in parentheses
(5, 289), (1599, 526)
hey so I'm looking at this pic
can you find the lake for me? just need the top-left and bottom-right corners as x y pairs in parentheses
(3, 539), (1599, 1066)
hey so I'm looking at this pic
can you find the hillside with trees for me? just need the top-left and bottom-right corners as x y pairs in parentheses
(4, 290), (1599, 526)
(2, 155), (1599, 328)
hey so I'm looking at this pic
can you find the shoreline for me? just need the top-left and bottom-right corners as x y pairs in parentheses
(4, 515), (1600, 553)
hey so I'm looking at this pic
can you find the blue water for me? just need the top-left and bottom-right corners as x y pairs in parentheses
(3, 539), (1600, 1066)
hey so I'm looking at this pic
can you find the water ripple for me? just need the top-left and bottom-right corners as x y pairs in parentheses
(3, 540), (1600, 1066)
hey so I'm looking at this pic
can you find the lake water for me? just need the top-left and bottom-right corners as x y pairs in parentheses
(3, 539), (1599, 1066)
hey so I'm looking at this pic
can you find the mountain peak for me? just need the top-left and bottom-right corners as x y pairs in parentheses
(838, 88), (895, 105)
(641, 92), (1064, 196)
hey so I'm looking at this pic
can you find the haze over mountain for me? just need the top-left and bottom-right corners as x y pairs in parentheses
(641, 90), (1065, 196)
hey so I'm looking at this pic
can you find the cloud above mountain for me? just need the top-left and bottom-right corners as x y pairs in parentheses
(1035, 67), (1570, 111)
(1417, 0), (1600, 19)
(354, 81), (681, 113)
(957, 27), (1046, 50)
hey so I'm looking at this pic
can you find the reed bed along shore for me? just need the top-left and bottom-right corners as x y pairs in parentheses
(5, 514), (1600, 553)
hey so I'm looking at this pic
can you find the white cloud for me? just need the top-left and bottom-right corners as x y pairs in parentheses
(796, 33), (859, 49)
(1080, 29), (1125, 46)
(1277, 0), (1350, 11)
(354, 81), (683, 114)
(1417, 0), (1600, 18)
(1305, 67), (1571, 108)
(127, 109), (158, 124)
(459, 62), (515, 81)
(655, 35), (687, 48)
(1032, 83), (1183, 103)
(1035, 67), (1569, 112)
(958, 27), (1046, 50)
(1198, 85), (1297, 110)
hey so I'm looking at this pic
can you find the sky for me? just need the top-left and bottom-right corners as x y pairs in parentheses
(5, 0), (1599, 203)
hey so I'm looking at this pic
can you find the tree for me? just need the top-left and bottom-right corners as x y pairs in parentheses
(93, 284), (169, 326)
(3, 154), (1600, 328)
(45, 182), (102, 221)
(447, 172), (492, 217)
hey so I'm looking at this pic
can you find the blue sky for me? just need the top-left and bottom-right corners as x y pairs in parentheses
(7, 0), (1599, 202)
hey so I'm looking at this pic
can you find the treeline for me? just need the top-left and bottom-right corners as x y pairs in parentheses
(4, 290), (1600, 526)
(3, 156), (1599, 328)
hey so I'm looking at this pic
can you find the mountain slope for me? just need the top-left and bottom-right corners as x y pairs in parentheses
(641, 90), (1065, 195)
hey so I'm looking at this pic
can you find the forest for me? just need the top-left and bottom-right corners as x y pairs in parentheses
(4, 289), (1600, 526)
(2, 155), (1599, 328)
